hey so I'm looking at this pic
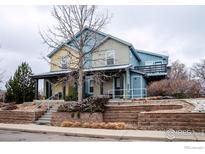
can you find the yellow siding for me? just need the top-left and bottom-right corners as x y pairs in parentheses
(103, 79), (113, 95)
(93, 83), (100, 96)
(52, 82), (63, 95)
(92, 38), (130, 67)
(93, 79), (113, 96)
(50, 46), (79, 72)
(52, 81), (75, 97)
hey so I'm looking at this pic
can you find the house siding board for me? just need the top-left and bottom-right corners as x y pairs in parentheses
(50, 47), (79, 72)
(92, 38), (130, 67)
(88, 78), (113, 96)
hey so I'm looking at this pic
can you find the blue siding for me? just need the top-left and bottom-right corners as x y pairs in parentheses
(129, 50), (140, 67)
(137, 51), (168, 65)
(67, 29), (106, 68)
(67, 29), (106, 53)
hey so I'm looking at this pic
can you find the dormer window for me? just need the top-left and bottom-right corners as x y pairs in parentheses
(60, 56), (69, 69)
(106, 50), (115, 65)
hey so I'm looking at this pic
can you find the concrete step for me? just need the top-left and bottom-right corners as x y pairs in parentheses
(43, 113), (52, 116)
(42, 115), (52, 118)
(36, 121), (50, 125)
(39, 116), (52, 120)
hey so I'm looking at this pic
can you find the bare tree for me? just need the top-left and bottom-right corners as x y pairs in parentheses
(40, 5), (111, 101)
(0, 59), (4, 85)
(192, 59), (205, 91)
(168, 60), (188, 80)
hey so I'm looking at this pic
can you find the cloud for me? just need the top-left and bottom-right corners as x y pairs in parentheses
(1, 5), (205, 89)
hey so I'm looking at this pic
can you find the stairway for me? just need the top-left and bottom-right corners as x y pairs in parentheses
(36, 105), (58, 125)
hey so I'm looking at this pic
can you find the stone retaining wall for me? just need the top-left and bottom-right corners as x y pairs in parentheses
(0, 110), (44, 124)
(138, 112), (205, 131)
(51, 112), (103, 126)
(104, 104), (183, 124)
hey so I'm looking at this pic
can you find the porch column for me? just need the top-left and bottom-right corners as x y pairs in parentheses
(112, 78), (115, 99)
(34, 79), (39, 100)
(126, 68), (130, 99)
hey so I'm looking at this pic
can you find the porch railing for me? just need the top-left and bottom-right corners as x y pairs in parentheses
(134, 64), (167, 74)
(107, 88), (147, 99)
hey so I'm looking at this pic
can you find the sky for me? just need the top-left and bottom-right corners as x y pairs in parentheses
(1, 5), (205, 89)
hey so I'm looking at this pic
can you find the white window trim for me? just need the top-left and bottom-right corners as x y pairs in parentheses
(105, 50), (115, 66)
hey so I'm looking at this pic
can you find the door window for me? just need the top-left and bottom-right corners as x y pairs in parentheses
(116, 78), (120, 88)
(89, 80), (94, 94)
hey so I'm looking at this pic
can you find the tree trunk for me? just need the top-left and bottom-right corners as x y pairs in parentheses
(78, 68), (84, 102)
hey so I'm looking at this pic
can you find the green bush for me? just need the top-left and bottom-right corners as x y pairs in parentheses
(57, 96), (109, 113)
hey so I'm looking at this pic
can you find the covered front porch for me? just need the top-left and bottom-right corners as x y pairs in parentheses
(31, 64), (147, 100)
(31, 70), (76, 100)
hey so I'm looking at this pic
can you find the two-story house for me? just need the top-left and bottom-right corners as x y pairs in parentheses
(31, 27), (169, 100)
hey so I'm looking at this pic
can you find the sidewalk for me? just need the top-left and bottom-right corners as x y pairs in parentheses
(0, 123), (205, 141)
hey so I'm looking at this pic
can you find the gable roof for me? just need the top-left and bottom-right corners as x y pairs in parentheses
(47, 27), (167, 61)
(47, 27), (135, 58)
(47, 27), (107, 58)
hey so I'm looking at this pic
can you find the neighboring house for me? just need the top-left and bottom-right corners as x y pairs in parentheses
(31, 27), (169, 100)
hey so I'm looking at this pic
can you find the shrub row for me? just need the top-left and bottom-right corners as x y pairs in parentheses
(61, 120), (126, 129)
(58, 96), (109, 113)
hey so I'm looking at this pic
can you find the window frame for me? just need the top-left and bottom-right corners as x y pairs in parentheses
(105, 50), (115, 66)
(60, 56), (69, 69)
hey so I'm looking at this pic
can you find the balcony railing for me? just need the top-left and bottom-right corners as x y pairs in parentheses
(134, 64), (167, 74)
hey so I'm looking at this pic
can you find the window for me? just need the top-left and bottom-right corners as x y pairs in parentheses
(89, 80), (94, 94)
(60, 56), (68, 69)
(106, 50), (115, 65)
(116, 78), (121, 88)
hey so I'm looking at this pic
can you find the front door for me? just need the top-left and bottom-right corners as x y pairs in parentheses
(114, 77), (123, 98)
(46, 81), (52, 99)
(132, 76), (142, 98)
